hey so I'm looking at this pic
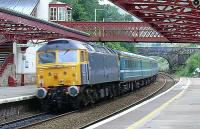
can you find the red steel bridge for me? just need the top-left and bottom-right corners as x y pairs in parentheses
(110, 0), (200, 43)
(0, 0), (200, 44)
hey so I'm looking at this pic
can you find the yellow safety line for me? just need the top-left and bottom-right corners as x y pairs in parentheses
(126, 90), (185, 129)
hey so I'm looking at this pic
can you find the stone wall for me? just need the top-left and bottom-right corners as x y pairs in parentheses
(0, 64), (36, 87)
(15, 74), (36, 86)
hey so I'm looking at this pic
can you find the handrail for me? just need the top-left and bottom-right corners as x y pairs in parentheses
(0, 54), (14, 77)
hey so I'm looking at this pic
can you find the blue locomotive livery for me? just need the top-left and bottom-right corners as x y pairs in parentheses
(36, 39), (158, 110)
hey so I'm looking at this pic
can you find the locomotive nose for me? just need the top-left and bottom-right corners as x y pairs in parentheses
(36, 88), (47, 99)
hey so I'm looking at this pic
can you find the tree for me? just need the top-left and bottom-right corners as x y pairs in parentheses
(176, 52), (200, 77)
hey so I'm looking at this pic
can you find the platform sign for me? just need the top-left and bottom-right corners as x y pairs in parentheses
(191, 0), (200, 8)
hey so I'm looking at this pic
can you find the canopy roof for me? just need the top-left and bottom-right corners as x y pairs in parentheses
(0, 8), (89, 45)
(0, 0), (39, 15)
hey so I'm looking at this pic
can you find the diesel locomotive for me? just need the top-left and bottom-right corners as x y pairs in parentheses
(36, 39), (158, 110)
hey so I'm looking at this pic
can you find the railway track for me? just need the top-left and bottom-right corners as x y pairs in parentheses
(0, 111), (77, 129)
(80, 73), (175, 129)
(0, 73), (175, 129)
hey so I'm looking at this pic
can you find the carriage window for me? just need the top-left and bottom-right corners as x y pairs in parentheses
(39, 52), (56, 64)
(58, 50), (77, 63)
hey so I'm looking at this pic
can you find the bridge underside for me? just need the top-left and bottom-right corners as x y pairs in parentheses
(110, 0), (200, 43)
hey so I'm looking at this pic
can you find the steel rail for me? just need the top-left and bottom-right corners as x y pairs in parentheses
(17, 110), (78, 129)
(0, 111), (77, 129)
(79, 73), (175, 129)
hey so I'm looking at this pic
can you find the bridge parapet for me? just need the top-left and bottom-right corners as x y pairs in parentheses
(136, 47), (200, 55)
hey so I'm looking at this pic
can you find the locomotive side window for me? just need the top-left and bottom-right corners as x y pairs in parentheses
(58, 50), (77, 63)
(80, 51), (88, 62)
(39, 52), (56, 64)
(80, 51), (85, 62)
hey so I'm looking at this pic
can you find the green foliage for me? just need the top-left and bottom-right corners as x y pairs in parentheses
(58, 0), (134, 22)
(101, 42), (136, 53)
(176, 52), (200, 77)
(100, 5), (134, 22)
(104, 42), (127, 52)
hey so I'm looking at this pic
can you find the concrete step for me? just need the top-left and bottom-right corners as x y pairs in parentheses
(0, 55), (7, 57)
(0, 52), (10, 54)
(0, 55), (8, 58)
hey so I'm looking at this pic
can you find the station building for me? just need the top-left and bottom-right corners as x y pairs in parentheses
(0, 0), (72, 86)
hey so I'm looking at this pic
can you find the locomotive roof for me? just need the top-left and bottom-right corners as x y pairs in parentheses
(37, 39), (116, 55)
(37, 39), (87, 52)
(37, 39), (156, 63)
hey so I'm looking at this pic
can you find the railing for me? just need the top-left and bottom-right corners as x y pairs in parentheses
(58, 22), (169, 42)
(0, 54), (14, 77)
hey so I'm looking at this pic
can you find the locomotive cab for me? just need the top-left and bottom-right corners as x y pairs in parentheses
(36, 39), (88, 99)
(37, 49), (88, 87)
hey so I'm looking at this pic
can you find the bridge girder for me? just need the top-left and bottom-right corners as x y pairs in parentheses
(58, 22), (169, 42)
(110, 0), (200, 43)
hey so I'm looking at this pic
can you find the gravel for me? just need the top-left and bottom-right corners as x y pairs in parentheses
(27, 74), (175, 129)
(0, 110), (42, 125)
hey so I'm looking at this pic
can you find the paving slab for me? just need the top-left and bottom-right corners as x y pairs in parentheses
(87, 78), (196, 129)
(0, 85), (36, 104)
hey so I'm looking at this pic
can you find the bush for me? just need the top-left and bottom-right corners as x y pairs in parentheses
(176, 52), (200, 77)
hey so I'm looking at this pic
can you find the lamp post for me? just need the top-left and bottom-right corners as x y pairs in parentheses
(95, 9), (104, 22)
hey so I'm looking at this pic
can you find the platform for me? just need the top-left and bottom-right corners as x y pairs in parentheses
(0, 85), (37, 104)
(87, 77), (199, 129)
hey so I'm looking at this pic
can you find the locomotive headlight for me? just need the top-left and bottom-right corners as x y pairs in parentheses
(68, 86), (79, 97)
(36, 88), (47, 99)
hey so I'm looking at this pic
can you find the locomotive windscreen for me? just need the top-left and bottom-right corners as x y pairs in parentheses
(58, 50), (78, 63)
(39, 52), (56, 64)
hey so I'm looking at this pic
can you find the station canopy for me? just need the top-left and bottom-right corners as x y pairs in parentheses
(110, 0), (200, 43)
(0, 8), (89, 45)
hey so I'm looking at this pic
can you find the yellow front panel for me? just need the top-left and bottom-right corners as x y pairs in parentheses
(36, 64), (81, 88)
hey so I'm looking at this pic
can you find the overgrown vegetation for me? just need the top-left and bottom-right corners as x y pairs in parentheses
(176, 53), (200, 77)
(58, 0), (136, 52)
